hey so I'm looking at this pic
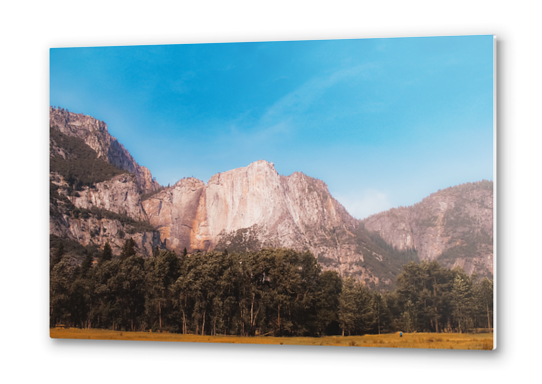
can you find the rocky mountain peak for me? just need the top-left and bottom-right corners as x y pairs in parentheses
(208, 160), (277, 184)
(49, 107), (160, 194)
(172, 177), (205, 189)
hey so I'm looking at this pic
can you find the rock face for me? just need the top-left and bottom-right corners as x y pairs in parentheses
(70, 173), (148, 221)
(50, 212), (160, 257)
(363, 181), (494, 276)
(50, 172), (161, 257)
(143, 160), (356, 251)
(49, 107), (160, 194)
(142, 177), (206, 252)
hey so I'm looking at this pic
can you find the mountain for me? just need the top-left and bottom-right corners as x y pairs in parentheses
(49, 108), (494, 287)
(49, 108), (162, 257)
(362, 181), (494, 277)
(141, 160), (427, 287)
(50, 107), (160, 194)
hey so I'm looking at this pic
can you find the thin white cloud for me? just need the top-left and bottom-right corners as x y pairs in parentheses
(336, 189), (393, 220)
(216, 63), (380, 151)
(226, 121), (291, 146)
(260, 64), (377, 126)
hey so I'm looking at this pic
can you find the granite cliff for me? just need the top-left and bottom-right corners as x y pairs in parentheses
(362, 181), (494, 277)
(143, 161), (358, 260)
(50, 171), (162, 256)
(50, 107), (160, 194)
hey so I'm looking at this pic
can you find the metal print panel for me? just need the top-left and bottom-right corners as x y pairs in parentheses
(49, 35), (495, 350)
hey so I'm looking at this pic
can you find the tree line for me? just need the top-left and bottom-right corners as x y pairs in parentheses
(50, 242), (493, 336)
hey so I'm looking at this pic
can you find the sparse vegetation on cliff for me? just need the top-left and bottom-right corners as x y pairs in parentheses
(50, 127), (128, 190)
(69, 206), (156, 233)
(141, 187), (165, 201)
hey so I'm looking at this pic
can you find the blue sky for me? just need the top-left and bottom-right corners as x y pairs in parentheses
(50, 36), (494, 219)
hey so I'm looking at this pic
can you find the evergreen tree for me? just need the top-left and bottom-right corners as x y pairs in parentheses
(266, 249), (302, 336)
(451, 269), (475, 333)
(50, 258), (72, 327)
(402, 299), (417, 332)
(120, 238), (137, 260)
(353, 282), (375, 335)
(115, 255), (146, 331)
(372, 292), (392, 334)
(99, 242), (112, 264)
(145, 250), (181, 331)
(80, 249), (94, 277)
(474, 278), (493, 330)
(51, 242), (65, 271)
(295, 251), (322, 335)
(92, 258), (121, 329)
(316, 270), (342, 335)
(338, 277), (357, 336)
(68, 275), (92, 328)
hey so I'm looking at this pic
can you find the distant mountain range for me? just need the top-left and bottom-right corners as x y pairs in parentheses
(49, 107), (494, 289)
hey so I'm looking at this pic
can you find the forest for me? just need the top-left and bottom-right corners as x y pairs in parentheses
(50, 240), (493, 337)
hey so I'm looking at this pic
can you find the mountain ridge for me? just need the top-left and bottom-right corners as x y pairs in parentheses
(362, 180), (493, 276)
(50, 107), (160, 194)
(49, 107), (494, 287)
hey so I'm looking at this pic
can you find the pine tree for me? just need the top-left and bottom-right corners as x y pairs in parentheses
(474, 277), (493, 330)
(80, 250), (94, 277)
(99, 242), (112, 264)
(353, 282), (375, 335)
(338, 277), (357, 336)
(372, 292), (389, 334)
(51, 242), (65, 270)
(451, 270), (474, 333)
(316, 270), (342, 335)
(50, 258), (72, 327)
(120, 238), (136, 261)
(146, 250), (181, 331)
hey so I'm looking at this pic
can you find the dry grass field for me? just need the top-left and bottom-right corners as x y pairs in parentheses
(50, 328), (493, 350)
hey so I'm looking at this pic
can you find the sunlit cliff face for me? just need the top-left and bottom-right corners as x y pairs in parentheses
(142, 160), (356, 254)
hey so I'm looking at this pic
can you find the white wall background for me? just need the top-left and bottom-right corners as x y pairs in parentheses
(1, 0), (540, 382)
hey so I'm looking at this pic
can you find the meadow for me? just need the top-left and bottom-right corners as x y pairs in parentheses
(50, 328), (493, 350)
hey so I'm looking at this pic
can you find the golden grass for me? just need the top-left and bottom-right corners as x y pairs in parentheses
(50, 329), (494, 350)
